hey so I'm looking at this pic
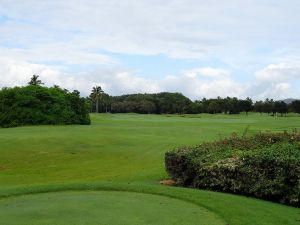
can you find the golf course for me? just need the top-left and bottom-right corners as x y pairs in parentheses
(0, 113), (300, 225)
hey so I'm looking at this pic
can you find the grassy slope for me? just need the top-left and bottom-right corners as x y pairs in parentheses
(0, 113), (299, 225)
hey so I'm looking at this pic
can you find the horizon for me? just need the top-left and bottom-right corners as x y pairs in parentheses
(1, 1), (300, 100)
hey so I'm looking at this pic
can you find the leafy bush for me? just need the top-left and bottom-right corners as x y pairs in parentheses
(165, 131), (300, 206)
(0, 85), (90, 127)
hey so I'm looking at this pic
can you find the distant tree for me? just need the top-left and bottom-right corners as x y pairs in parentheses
(262, 99), (274, 115)
(228, 97), (240, 114)
(111, 102), (125, 113)
(240, 97), (253, 115)
(274, 101), (288, 116)
(90, 86), (104, 113)
(94, 91), (300, 117)
(154, 92), (191, 114)
(200, 98), (208, 113)
(254, 101), (264, 114)
(208, 101), (220, 114)
(138, 100), (156, 114)
(28, 74), (44, 86)
(123, 101), (138, 112)
(101, 93), (111, 113)
(219, 97), (229, 114)
(291, 100), (300, 114)
(187, 101), (204, 114)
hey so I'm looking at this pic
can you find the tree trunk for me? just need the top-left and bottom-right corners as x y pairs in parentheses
(96, 99), (99, 113)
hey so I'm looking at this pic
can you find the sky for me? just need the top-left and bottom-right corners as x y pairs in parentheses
(0, 0), (300, 100)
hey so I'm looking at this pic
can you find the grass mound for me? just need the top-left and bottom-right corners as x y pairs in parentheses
(165, 131), (300, 206)
(0, 191), (223, 225)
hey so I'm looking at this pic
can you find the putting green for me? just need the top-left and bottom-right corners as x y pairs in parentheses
(0, 191), (224, 225)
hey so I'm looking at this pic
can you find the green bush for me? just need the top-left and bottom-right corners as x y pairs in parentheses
(165, 131), (300, 206)
(0, 85), (90, 127)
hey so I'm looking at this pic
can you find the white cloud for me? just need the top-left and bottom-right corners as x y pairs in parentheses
(88, 71), (161, 95)
(0, 57), (162, 96)
(160, 70), (244, 99)
(184, 67), (230, 78)
(0, 45), (116, 66)
(0, 57), (245, 99)
(0, 57), (90, 92)
(1, 0), (300, 64)
(249, 63), (300, 100)
(255, 63), (300, 83)
(1, 57), (300, 100)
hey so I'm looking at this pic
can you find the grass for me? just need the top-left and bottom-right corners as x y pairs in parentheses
(0, 113), (300, 224)
(0, 191), (224, 225)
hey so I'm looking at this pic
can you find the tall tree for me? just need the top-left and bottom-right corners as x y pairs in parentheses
(28, 75), (44, 86)
(90, 86), (104, 113)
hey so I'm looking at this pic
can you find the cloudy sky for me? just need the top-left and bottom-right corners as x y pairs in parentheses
(0, 0), (300, 100)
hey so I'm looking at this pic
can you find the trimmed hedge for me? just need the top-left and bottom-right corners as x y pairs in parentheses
(165, 131), (300, 206)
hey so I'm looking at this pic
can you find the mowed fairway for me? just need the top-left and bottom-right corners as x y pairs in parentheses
(0, 113), (300, 225)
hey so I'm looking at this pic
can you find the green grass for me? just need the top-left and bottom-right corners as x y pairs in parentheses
(0, 191), (224, 225)
(0, 113), (300, 225)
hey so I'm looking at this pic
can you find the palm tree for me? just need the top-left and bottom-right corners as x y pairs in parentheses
(28, 74), (44, 86)
(90, 86), (104, 113)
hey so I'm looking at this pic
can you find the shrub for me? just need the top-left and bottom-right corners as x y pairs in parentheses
(0, 85), (90, 127)
(165, 131), (300, 206)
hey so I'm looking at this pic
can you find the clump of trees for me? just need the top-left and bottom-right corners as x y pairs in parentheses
(0, 75), (90, 128)
(191, 97), (253, 114)
(254, 99), (289, 116)
(110, 92), (191, 114)
(89, 91), (192, 114)
(165, 131), (300, 206)
(88, 87), (299, 116)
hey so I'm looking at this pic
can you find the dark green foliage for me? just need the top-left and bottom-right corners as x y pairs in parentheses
(110, 92), (191, 114)
(274, 101), (288, 116)
(87, 87), (300, 115)
(262, 98), (274, 114)
(165, 131), (300, 206)
(254, 101), (264, 114)
(291, 100), (300, 114)
(0, 85), (90, 127)
(239, 97), (253, 114)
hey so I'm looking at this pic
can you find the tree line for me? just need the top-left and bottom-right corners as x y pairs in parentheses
(1, 77), (299, 128)
(89, 86), (300, 116)
(0, 75), (90, 127)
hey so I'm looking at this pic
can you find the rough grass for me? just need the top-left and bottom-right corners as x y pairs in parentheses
(0, 113), (300, 225)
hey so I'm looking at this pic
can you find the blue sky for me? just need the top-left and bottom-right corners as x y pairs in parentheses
(0, 0), (300, 100)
